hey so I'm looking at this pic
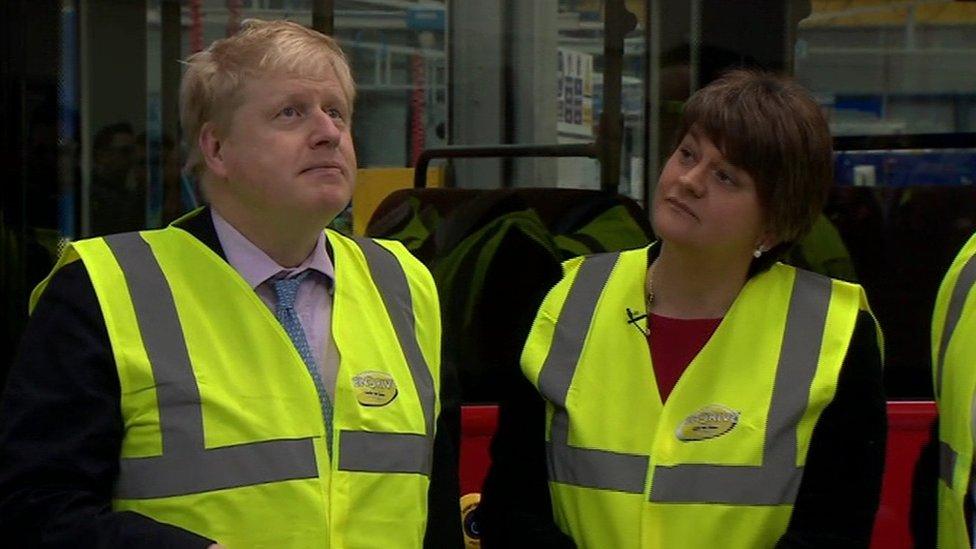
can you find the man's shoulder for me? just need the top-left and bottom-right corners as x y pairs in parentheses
(33, 259), (99, 316)
(23, 257), (107, 355)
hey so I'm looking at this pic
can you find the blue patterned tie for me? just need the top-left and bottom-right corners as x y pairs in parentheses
(270, 272), (334, 453)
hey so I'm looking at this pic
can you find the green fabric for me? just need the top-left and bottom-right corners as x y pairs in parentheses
(785, 215), (857, 282)
(554, 204), (651, 259)
(433, 209), (557, 328)
(376, 196), (439, 253)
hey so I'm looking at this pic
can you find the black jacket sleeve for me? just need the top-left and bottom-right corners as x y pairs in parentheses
(477, 355), (576, 548)
(776, 311), (887, 549)
(0, 262), (215, 548)
(910, 419), (938, 549)
(424, 355), (464, 548)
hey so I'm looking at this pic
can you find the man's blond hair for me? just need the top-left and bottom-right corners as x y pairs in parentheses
(180, 19), (355, 177)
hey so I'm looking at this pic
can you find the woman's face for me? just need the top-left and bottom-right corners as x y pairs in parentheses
(652, 128), (771, 260)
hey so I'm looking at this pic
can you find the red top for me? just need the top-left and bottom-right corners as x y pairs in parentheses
(647, 313), (722, 402)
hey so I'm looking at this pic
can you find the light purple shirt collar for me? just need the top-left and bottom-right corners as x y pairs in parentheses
(210, 208), (335, 290)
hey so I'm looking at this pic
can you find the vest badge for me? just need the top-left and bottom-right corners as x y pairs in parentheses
(352, 371), (398, 406)
(675, 404), (740, 442)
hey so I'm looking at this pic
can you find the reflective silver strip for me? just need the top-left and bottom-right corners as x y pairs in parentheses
(117, 438), (320, 499)
(337, 431), (430, 474)
(547, 410), (648, 493)
(940, 440), (958, 487)
(104, 233), (318, 500)
(935, 253), (976, 399)
(652, 463), (804, 506)
(650, 269), (831, 504)
(537, 253), (650, 493)
(537, 252), (620, 409)
(348, 237), (436, 475)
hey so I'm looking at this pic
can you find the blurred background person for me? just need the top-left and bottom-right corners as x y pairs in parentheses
(930, 230), (976, 548)
(90, 122), (142, 235)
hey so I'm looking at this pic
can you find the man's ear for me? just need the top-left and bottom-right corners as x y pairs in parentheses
(199, 122), (227, 179)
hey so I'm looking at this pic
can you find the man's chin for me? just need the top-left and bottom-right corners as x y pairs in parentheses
(309, 199), (352, 228)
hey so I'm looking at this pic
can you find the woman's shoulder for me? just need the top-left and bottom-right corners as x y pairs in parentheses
(559, 244), (652, 276)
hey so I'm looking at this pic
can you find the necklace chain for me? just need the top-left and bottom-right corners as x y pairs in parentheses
(645, 259), (657, 310)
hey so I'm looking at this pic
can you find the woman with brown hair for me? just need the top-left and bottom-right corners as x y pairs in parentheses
(479, 69), (885, 548)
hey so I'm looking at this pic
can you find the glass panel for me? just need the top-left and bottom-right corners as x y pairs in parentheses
(80, 3), (135, 235)
(818, 140), (976, 399)
(558, 0), (647, 201)
(795, 3), (976, 398)
(796, 2), (976, 136)
(1, 0), (77, 382)
(332, 0), (447, 169)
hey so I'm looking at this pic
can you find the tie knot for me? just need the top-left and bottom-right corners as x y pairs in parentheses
(271, 271), (309, 310)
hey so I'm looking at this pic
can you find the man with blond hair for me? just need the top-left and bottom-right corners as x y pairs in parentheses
(0, 19), (461, 548)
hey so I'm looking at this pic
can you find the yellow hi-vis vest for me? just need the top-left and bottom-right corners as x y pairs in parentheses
(933, 232), (976, 549)
(30, 226), (441, 549)
(521, 246), (874, 549)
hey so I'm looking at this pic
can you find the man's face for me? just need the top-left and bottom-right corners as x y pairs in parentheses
(211, 65), (356, 229)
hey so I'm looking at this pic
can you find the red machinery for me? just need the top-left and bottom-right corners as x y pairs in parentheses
(872, 401), (937, 548)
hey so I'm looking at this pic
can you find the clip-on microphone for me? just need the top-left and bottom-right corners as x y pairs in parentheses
(626, 307), (649, 337)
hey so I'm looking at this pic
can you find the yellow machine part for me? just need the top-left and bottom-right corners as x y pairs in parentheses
(460, 492), (482, 548)
(352, 167), (444, 236)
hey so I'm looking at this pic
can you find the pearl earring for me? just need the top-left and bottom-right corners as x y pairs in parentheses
(753, 246), (764, 258)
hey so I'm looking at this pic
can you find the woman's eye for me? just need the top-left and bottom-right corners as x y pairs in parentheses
(716, 170), (736, 186)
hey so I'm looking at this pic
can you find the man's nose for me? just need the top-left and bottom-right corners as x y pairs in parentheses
(310, 110), (342, 147)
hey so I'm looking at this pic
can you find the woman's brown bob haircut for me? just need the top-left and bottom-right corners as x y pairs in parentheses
(675, 69), (833, 264)
(180, 19), (355, 178)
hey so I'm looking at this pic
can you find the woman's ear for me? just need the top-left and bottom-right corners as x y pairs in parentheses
(198, 122), (227, 180)
(757, 230), (782, 254)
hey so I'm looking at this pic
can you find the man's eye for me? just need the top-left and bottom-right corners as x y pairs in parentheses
(280, 106), (301, 118)
(326, 107), (344, 120)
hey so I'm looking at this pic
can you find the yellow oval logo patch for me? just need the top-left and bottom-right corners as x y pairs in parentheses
(675, 404), (739, 442)
(352, 371), (398, 406)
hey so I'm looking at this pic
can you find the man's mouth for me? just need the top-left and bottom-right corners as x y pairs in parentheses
(301, 162), (344, 175)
